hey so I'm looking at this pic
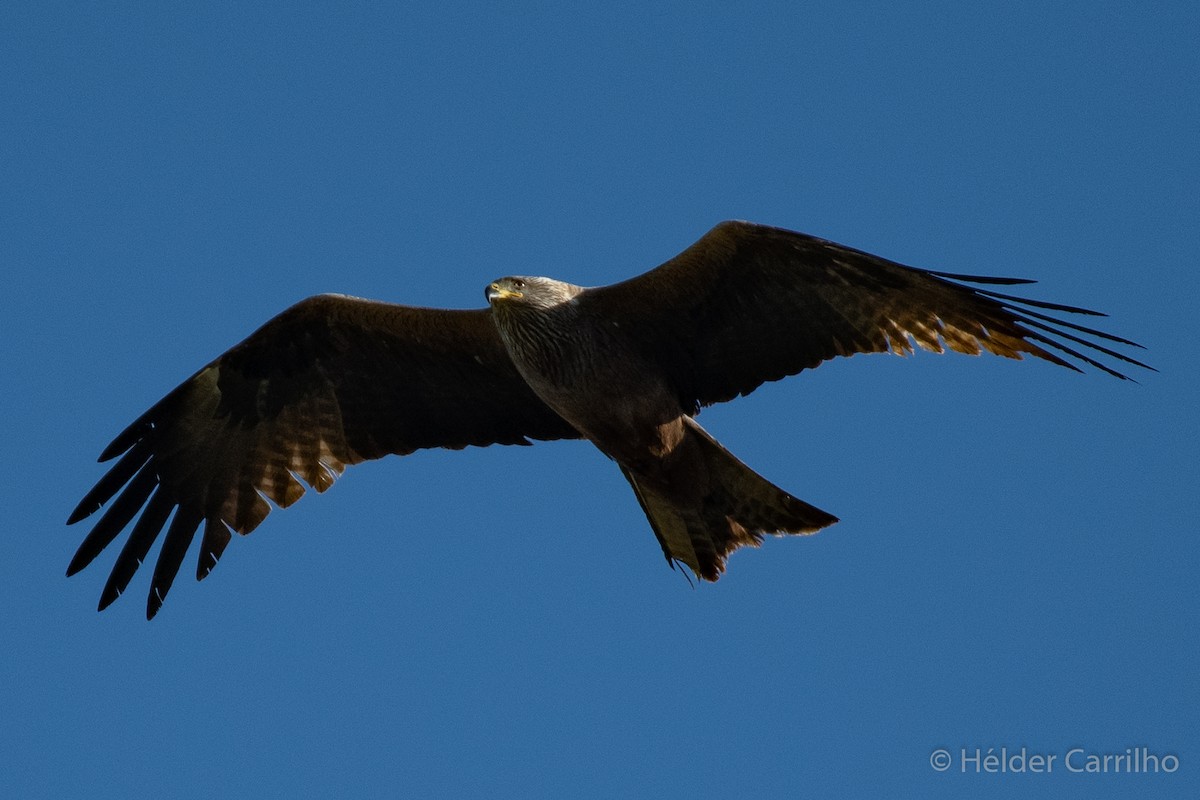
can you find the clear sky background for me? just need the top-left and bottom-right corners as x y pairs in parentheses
(2, 3), (1196, 798)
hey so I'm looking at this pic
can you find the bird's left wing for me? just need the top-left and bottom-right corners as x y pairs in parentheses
(68, 294), (579, 617)
(582, 221), (1151, 410)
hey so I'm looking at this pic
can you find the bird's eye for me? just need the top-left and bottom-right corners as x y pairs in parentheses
(512, 279), (525, 290)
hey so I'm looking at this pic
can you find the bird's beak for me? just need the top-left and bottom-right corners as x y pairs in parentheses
(486, 282), (522, 303)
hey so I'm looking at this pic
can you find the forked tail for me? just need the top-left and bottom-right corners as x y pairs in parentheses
(621, 419), (838, 581)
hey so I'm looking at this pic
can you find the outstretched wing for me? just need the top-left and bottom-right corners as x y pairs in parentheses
(68, 293), (579, 617)
(583, 221), (1151, 409)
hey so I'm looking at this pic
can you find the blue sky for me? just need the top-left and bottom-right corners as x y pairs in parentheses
(2, 2), (1196, 798)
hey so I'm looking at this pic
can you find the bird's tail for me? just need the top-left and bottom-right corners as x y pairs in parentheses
(621, 418), (838, 581)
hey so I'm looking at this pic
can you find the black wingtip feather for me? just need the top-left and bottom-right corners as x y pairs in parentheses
(975, 287), (1108, 317)
(1016, 316), (1155, 375)
(196, 518), (232, 582)
(146, 507), (204, 619)
(67, 460), (160, 576)
(98, 420), (150, 462)
(97, 489), (174, 612)
(1023, 329), (1136, 382)
(1000, 303), (1145, 349)
(67, 439), (153, 525)
(933, 270), (1152, 380)
(925, 269), (1038, 286)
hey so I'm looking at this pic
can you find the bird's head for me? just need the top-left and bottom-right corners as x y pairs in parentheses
(486, 276), (582, 310)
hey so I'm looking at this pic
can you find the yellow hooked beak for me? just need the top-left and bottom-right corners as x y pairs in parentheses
(485, 281), (523, 303)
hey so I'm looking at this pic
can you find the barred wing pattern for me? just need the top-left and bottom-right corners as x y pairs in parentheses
(67, 294), (578, 618)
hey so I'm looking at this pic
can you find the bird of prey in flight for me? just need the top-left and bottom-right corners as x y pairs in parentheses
(67, 221), (1150, 618)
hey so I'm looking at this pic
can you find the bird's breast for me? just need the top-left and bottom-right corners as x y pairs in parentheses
(494, 311), (686, 466)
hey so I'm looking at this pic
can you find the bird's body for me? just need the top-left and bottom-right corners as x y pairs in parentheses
(488, 277), (675, 465)
(67, 221), (1151, 617)
(487, 274), (838, 577)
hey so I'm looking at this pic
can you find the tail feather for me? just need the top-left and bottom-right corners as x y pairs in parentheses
(622, 420), (838, 580)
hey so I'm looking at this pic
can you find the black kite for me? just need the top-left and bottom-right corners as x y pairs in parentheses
(67, 221), (1150, 617)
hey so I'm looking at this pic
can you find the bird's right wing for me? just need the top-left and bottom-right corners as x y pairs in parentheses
(67, 294), (579, 617)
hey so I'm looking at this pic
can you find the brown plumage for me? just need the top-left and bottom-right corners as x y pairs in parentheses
(68, 221), (1151, 617)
